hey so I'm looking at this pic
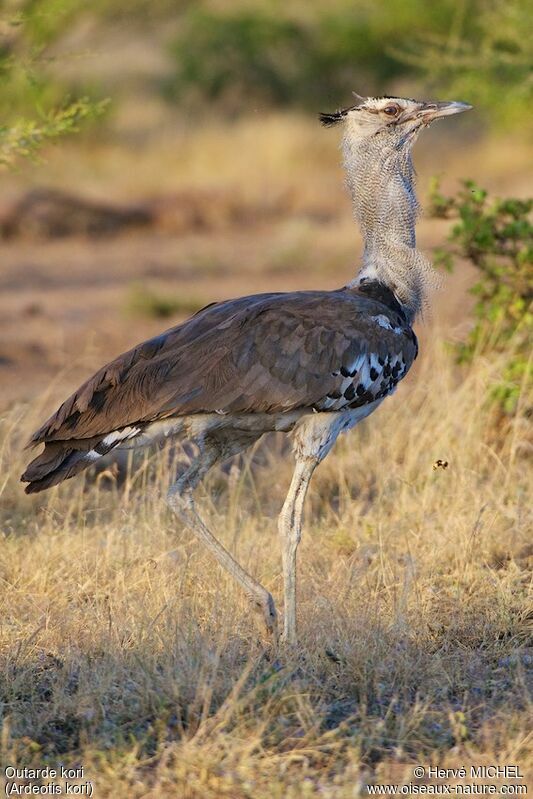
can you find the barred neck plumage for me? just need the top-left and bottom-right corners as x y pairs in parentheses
(343, 132), (434, 322)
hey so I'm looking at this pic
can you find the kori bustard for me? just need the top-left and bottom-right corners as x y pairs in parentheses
(22, 94), (471, 644)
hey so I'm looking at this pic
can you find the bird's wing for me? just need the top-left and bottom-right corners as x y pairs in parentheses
(28, 289), (418, 445)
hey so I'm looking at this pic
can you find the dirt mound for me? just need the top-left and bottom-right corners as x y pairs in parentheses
(0, 188), (153, 239)
(0, 187), (331, 240)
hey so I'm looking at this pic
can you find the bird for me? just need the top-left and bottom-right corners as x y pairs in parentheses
(21, 94), (471, 645)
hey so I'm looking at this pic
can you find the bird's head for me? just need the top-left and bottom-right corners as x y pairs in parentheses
(320, 93), (472, 150)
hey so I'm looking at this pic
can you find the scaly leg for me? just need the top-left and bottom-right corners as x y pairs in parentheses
(166, 432), (278, 638)
(278, 412), (353, 644)
(278, 457), (317, 644)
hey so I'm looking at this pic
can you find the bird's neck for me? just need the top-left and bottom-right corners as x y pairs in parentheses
(343, 134), (431, 321)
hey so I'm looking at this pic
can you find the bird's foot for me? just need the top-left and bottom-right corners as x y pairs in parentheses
(279, 630), (298, 649)
(279, 609), (298, 650)
(251, 590), (279, 645)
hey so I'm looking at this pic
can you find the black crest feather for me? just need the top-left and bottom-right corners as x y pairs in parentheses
(320, 93), (367, 126)
(319, 108), (352, 127)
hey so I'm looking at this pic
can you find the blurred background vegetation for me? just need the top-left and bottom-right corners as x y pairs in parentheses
(1, 0), (532, 153)
(164, 0), (532, 126)
(0, 0), (531, 418)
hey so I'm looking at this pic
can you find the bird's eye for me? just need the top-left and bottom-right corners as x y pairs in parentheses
(383, 105), (399, 116)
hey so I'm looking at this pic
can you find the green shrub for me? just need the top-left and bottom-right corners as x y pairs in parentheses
(165, 11), (307, 108)
(394, 0), (532, 132)
(430, 179), (532, 415)
(163, 2), (464, 112)
(0, 1), (107, 166)
(124, 283), (206, 319)
(0, 97), (108, 167)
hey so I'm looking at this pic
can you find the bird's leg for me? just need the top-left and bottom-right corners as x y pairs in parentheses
(278, 412), (349, 645)
(278, 456), (317, 645)
(166, 434), (278, 639)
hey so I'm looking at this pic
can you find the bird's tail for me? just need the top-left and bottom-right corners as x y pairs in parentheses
(21, 439), (109, 494)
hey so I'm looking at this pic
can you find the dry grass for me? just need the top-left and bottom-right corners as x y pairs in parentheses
(0, 101), (531, 795)
(1, 19), (531, 790)
(0, 335), (531, 797)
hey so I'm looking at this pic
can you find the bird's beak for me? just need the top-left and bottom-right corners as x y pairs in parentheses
(416, 100), (473, 124)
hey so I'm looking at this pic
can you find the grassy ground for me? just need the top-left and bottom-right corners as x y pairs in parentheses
(0, 333), (531, 796)
(0, 96), (531, 795)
